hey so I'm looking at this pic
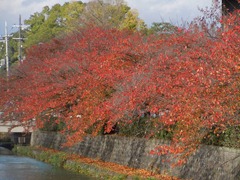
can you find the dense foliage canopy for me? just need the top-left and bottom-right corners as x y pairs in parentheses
(0, 1), (239, 166)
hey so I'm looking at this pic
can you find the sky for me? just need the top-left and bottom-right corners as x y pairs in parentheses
(0, 0), (214, 36)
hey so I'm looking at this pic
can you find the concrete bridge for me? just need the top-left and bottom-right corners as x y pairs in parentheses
(0, 120), (33, 146)
(0, 120), (33, 133)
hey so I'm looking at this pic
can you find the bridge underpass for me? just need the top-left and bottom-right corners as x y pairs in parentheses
(0, 120), (33, 149)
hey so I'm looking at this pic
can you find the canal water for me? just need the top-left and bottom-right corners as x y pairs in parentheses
(0, 155), (94, 180)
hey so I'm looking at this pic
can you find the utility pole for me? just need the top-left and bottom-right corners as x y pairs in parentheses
(0, 21), (10, 77)
(0, 21), (9, 77)
(18, 15), (22, 62)
(13, 15), (26, 63)
(5, 21), (9, 76)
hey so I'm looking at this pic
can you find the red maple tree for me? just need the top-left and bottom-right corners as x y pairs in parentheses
(0, 8), (239, 165)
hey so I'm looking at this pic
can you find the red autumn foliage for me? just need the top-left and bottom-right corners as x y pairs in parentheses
(0, 9), (239, 165)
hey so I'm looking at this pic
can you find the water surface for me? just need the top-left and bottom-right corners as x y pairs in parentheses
(0, 155), (93, 180)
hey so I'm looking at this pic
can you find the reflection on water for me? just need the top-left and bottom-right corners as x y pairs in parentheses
(0, 155), (93, 180)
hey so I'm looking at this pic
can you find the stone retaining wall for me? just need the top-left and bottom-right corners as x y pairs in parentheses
(31, 131), (240, 180)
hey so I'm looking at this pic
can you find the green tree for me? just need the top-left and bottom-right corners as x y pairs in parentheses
(61, 1), (85, 33)
(82, 0), (146, 31)
(24, 9), (49, 48)
(23, 0), (146, 49)
(82, 0), (129, 28)
(149, 22), (178, 34)
(24, 2), (85, 49)
(120, 9), (147, 31)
